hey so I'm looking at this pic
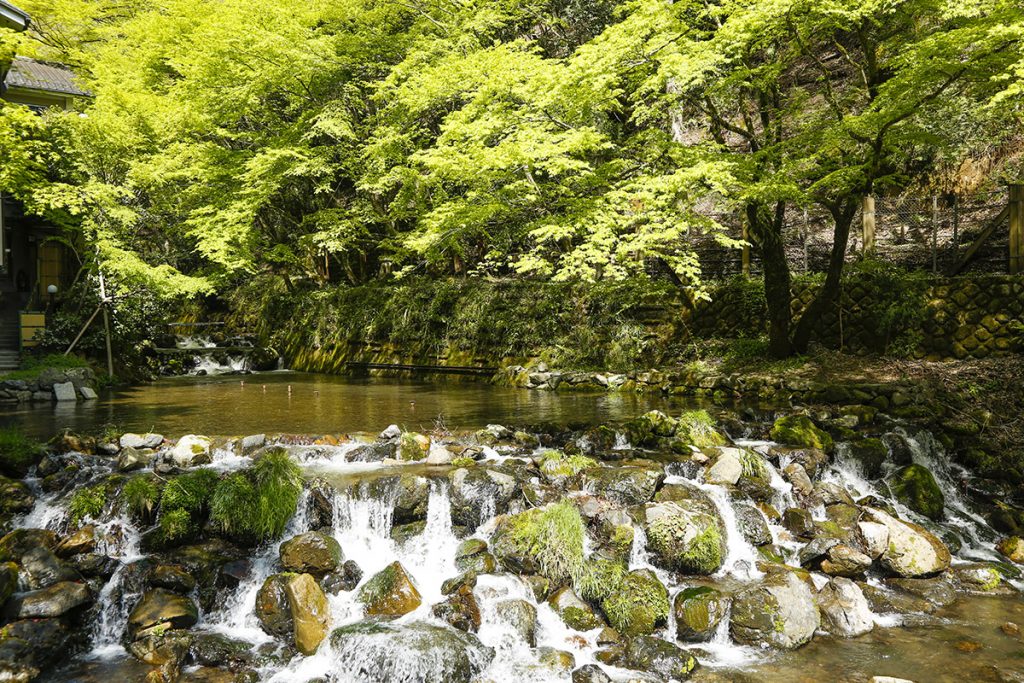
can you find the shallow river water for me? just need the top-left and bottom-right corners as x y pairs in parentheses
(0, 371), (694, 439)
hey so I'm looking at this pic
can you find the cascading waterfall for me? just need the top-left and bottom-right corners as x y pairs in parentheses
(90, 515), (144, 656)
(690, 480), (764, 582)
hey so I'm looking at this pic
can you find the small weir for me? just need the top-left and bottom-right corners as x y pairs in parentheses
(4, 396), (1023, 683)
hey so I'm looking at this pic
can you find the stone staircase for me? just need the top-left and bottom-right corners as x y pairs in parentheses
(0, 306), (20, 372)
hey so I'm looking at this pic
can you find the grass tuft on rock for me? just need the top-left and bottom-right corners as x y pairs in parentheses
(159, 506), (195, 540)
(0, 427), (42, 478)
(600, 569), (670, 637)
(507, 501), (585, 586)
(121, 475), (163, 521)
(68, 484), (108, 524)
(675, 410), (727, 448)
(537, 450), (597, 478)
(210, 448), (302, 541)
(162, 469), (220, 513)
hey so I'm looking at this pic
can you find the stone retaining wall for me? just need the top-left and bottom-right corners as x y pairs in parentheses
(690, 274), (1024, 360)
(0, 367), (99, 405)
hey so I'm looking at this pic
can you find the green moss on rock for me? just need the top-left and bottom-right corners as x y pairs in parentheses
(600, 569), (669, 637)
(889, 464), (945, 521)
(0, 427), (42, 478)
(675, 410), (727, 448)
(770, 415), (833, 452)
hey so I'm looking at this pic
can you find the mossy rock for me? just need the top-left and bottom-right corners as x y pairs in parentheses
(622, 635), (697, 680)
(644, 501), (724, 575)
(624, 411), (677, 446)
(548, 586), (604, 631)
(889, 464), (945, 521)
(357, 561), (422, 617)
(770, 416), (833, 452)
(845, 438), (888, 479)
(600, 569), (669, 637)
(673, 586), (728, 642)
(397, 432), (431, 461)
(674, 410), (727, 448)
(279, 531), (343, 576)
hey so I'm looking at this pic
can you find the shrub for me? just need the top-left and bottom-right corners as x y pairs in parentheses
(159, 507), (195, 541)
(0, 427), (42, 478)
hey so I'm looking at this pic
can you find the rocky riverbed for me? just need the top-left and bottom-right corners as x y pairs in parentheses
(0, 405), (1022, 682)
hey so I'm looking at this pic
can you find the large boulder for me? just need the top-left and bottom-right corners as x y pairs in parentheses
(4, 580), (92, 618)
(817, 577), (874, 637)
(0, 618), (71, 681)
(285, 573), (330, 655)
(673, 586), (728, 642)
(116, 446), (153, 472)
(730, 571), (820, 649)
(644, 501), (724, 575)
(357, 561), (422, 617)
(170, 435), (212, 468)
(865, 508), (950, 577)
(622, 636), (697, 681)
(127, 589), (199, 640)
(997, 536), (1024, 564)
(580, 466), (664, 506)
(329, 621), (494, 683)
(770, 415), (833, 452)
(279, 531), (343, 576)
(889, 464), (945, 521)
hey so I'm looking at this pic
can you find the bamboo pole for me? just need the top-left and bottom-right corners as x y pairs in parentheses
(862, 196), (876, 254)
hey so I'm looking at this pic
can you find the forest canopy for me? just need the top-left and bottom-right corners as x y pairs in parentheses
(1, 0), (1022, 351)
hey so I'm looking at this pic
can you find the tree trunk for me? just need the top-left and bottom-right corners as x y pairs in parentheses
(791, 198), (859, 353)
(748, 202), (793, 358)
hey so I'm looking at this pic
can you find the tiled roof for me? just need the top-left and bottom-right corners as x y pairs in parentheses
(4, 57), (90, 97)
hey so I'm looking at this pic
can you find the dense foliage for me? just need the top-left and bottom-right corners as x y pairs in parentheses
(1, 0), (1022, 355)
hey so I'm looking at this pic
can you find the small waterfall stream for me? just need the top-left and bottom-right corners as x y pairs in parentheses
(8, 408), (1024, 683)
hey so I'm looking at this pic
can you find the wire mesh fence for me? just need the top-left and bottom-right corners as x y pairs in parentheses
(676, 189), (1011, 281)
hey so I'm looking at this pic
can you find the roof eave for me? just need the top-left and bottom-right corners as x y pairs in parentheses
(0, 1), (30, 32)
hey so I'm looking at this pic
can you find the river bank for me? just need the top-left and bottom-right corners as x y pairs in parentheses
(1, 392), (1022, 682)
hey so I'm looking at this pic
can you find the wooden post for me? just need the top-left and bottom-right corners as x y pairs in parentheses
(1011, 184), (1024, 275)
(98, 272), (114, 377)
(862, 196), (876, 254)
(741, 218), (751, 277)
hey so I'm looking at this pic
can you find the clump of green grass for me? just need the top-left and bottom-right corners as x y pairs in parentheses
(210, 448), (302, 541)
(68, 484), (107, 524)
(121, 475), (162, 521)
(0, 427), (42, 478)
(507, 501), (586, 586)
(159, 507), (194, 541)
(675, 410), (727, 448)
(161, 469), (220, 513)
(537, 450), (597, 478)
